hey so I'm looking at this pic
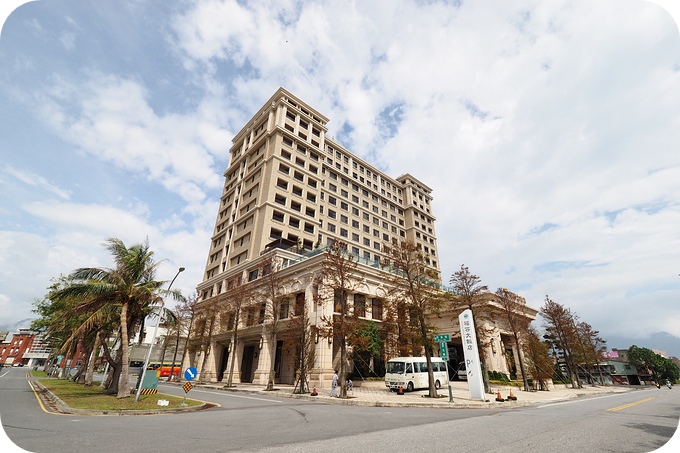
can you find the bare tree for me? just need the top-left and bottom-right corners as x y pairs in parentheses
(255, 255), (292, 391)
(282, 292), (316, 394)
(313, 241), (362, 398)
(382, 240), (446, 398)
(541, 296), (581, 389)
(224, 277), (255, 388)
(494, 288), (531, 391)
(198, 301), (219, 383)
(449, 265), (492, 393)
(574, 320), (607, 386)
(167, 293), (198, 381)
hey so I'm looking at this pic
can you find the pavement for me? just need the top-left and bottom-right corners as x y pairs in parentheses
(185, 379), (640, 409)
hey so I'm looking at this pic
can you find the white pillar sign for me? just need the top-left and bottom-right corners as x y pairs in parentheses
(459, 309), (485, 400)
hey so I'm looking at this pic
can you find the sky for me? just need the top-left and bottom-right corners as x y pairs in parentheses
(1, 0), (679, 354)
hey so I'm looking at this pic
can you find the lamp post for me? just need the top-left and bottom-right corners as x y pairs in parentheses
(135, 267), (185, 402)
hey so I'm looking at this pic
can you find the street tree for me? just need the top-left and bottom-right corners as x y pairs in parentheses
(254, 254), (293, 391)
(494, 288), (531, 391)
(540, 296), (581, 389)
(382, 240), (446, 398)
(449, 265), (492, 393)
(222, 277), (255, 388)
(522, 325), (554, 390)
(314, 241), (363, 398)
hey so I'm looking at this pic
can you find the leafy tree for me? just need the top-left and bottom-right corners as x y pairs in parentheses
(314, 241), (363, 398)
(494, 288), (531, 391)
(573, 320), (607, 386)
(382, 240), (446, 398)
(627, 345), (679, 383)
(47, 238), (181, 398)
(522, 325), (554, 390)
(282, 290), (316, 394)
(449, 265), (492, 393)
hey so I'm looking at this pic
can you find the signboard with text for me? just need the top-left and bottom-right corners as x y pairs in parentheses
(458, 309), (485, 400)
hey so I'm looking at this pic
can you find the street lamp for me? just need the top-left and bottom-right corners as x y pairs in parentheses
(135, 267), (185, 402)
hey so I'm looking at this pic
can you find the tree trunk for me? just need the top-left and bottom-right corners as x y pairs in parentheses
(513, 331), (530, 392)
(419, 311), (437, 398)
(266, 332), (277, 391)
(117, 301), (131, 398)
(226, 327), (239, 388)
(85, 331), (101, 386)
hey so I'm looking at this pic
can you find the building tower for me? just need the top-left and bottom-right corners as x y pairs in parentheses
(190, 88), (441, 386)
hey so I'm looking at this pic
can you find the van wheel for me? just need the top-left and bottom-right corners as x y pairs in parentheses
(407, 382), (414, 392)
(435, 380), (441, 390)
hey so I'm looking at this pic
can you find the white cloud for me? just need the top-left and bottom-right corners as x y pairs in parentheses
(2, 164), (71, 199)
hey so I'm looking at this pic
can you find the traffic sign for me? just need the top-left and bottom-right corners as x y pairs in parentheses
(183, 382), (193, 393)
(184, 366), (197, 381)
(439, 342), (448, 361)
(434, 334), (450, 342)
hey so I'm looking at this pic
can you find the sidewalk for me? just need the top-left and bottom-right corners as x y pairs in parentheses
(187, 379), (639, 409)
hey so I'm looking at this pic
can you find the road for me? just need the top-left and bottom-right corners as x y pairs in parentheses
(1, 367), (678, 453)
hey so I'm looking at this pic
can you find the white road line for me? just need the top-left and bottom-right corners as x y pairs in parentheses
(536, 393), (627, 408)
(0, 370), (10, 378)
(158, 384), (283, 403)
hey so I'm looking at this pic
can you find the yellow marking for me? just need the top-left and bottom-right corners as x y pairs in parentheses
(28, 380), (61, 415)
(607, 397), (655, 412)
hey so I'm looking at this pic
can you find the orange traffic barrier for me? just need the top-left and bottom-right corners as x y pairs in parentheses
(397, 385), (404, 395)
(311, 386), (318, 396)
(507, 389), (517, 401)
(495, 390), (505, 402)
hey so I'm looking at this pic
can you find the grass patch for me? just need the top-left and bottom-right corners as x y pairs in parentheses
(38, 379), (203, 411)
(31, 371), (49, 378)
(489, 379), (524, 387)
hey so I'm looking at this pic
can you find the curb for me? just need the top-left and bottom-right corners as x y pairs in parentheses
(32, 380), (210, 416)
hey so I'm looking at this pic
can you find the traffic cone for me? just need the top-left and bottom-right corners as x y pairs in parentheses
(507, 389), (517, 401)
(495, 390), (505, 402)
(311, 386), (318, 396)
(397, 385), (404, 395)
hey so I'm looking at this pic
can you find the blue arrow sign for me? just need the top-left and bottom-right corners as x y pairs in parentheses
(184, 366), (197, 381)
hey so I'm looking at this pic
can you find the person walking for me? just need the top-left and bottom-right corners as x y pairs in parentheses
(330, 370), (339, 397)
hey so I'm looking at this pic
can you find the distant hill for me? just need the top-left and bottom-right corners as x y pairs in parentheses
(605, 331), (680, 358)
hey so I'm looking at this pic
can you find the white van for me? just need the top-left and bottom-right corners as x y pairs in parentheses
(385, 357), (449, 392)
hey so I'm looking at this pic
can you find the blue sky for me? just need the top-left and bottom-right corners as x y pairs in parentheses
(1, 1), (680, 351)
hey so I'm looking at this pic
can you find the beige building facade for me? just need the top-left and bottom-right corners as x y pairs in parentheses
(185, 88), (536, 388)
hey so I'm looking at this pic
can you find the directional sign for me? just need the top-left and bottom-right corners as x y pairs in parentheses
(184, 366), (197, 381)
(434, 334), (450, 342)
(183, 382), (193, 393)
(439, 342), (448, 361)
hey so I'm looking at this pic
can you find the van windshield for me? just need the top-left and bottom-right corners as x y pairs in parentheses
(386, 361), (405, 374)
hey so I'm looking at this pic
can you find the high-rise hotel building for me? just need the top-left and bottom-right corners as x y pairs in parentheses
(198, 88), (439, 301)
(189, 88), (442, 385)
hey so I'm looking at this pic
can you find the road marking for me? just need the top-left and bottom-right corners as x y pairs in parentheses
(0, 370), (10, 378)
(607, 397), (654, 412)
(28, 380), (62, 415)
(536, 393), (622, 408)
(161, 385), (283, 403)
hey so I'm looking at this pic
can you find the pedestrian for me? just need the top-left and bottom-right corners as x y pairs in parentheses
(330, 370), (339, 397)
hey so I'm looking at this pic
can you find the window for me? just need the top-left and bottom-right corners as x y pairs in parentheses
(281, 150), (291, 160)
(279, 163), (290, 174)
(340, 228), (348, 238)
(328, 196), (337, 205)
(328, 223), (336, 233)
(277, 179), (288, 190)
(294, 171), (304, 182)
(354, 294), (366, 317)
(340, 201), (348, 211)
(372, 298), (383, 320)
(307, 193), (317, 203)
(273, 211), (284, 222)
(328, 209), (336, 219)
(291, 201), (301, 212)
(294, 293), (305, 316)
(305, 207), (315, 217)
(292, 185), (303, 196)
(308, 179), (317, 188)
(304, 222), (315, 234)
(248, 269), (259, 281)
(279, 301), (289, 319)
(289, 217), (300, 228)
(274, 194), (286, 205)
(352, 220), (359, 228)
(352, 233), (359, 241)
(340, 215), (349, 224)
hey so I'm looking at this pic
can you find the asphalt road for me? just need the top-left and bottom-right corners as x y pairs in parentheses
(2, 367), (679, 453)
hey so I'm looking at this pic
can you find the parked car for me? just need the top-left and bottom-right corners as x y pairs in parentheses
(12, 362), (25, 367)
(456, 361), (467, 381)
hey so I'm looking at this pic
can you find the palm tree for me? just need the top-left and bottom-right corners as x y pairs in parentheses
(50, 238), (180, 398)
